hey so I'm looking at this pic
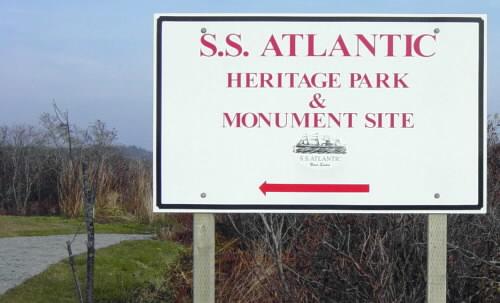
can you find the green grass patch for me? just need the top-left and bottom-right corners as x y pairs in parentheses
(0, 215), (152, 238)
(0, 240), (185, 303)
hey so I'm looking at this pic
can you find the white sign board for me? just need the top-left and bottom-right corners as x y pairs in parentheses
(154, 14), (486, 213)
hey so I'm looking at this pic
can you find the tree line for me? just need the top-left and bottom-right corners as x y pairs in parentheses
(0, 105), (152, 221)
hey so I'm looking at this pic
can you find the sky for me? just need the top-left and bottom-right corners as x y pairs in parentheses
(0, 0), (499, 150)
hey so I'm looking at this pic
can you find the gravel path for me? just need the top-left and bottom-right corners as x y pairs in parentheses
(0, 233), (152, 295)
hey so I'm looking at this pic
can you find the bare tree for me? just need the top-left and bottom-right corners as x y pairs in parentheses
(82, 160), (96, 303)
(79, 121), (116, 303)
(41, 102), (75, 155)
(7, 125), (46, 215)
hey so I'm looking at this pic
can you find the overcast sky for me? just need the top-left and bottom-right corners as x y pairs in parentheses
(0, 0), (498, 150)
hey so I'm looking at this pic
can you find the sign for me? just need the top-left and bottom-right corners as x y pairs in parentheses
(154, 14), (486, 213)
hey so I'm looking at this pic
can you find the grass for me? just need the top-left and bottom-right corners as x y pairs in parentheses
(0, 215), (153, 238)
(0, 240), (185, 303)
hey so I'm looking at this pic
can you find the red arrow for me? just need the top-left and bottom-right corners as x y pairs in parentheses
(259, 181), (370, 196)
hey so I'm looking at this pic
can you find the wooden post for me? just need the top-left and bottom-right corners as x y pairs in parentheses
(427, 214), (447, 303)
(193, 213), (215, 303)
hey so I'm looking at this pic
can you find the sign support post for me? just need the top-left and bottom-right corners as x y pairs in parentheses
(193, 213), (215, 303)
(427, 214), (447, 303)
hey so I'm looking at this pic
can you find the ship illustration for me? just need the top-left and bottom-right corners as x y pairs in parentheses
(293, 134), (347, 154)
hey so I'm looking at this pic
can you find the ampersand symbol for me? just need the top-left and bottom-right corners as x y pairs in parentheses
(308, 93), (327, 109)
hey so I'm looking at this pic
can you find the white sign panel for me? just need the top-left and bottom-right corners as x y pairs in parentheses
(154, 14), (486, 213)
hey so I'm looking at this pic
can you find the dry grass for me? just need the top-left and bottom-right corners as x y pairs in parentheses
(57, 157), (154, 224)
(132, 161), (153, 224)
(216, 240), (282, 303)
(57, 161), (83, 218)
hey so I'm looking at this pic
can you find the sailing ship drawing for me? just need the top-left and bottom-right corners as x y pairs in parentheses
(293, 134), (347, 154)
